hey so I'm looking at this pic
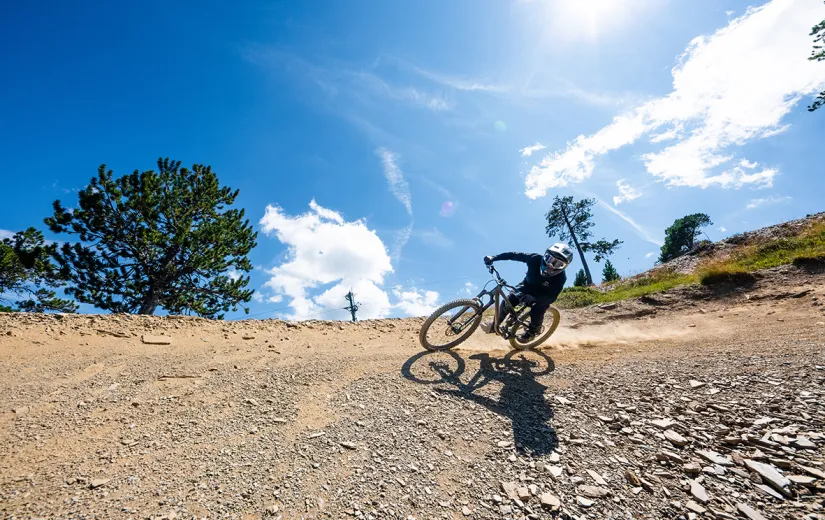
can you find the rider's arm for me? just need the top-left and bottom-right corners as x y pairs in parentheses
(490, 252), (532, 263)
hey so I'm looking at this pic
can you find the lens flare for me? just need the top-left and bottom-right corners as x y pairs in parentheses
(494, 120), (507, 132)
(440, 200), (455, 217)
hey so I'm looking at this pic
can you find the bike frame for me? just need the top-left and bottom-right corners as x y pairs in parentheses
(447, 266), (531, 339)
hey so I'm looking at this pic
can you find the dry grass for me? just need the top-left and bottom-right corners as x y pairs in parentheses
(557, 219), (825, 308)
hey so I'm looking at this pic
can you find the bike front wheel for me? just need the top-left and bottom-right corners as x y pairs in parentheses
(507, 306), (561, 350)
(419, 299), (483, 351)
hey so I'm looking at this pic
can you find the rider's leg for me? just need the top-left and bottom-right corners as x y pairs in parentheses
(527, 301), (550, 334)
(497, 292), (521, 326)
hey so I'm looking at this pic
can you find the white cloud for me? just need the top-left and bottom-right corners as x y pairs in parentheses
(746, 195), (792, 209)
(251, 292), (264, 303)
(393, 287), (440, 317)
(519, 143), (547, 157)
(598, 201), (663, 246)
(739, 159), (758, 169)
(376, 148), (412, 216)
(259, 200), (445, 320)
(525, 0), (825, 198)
(0, 229), (14, 241)
(645, 252), (656, 259)
(226, 269), (242, 282)
(719, 226), (728, 232)
(612, 179), (642, 205)
(462, 281), (477, 295)
(259, 200), (394, 320)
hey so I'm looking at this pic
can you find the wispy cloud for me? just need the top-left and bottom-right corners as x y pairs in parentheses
(746, 195), (792, 209)
(413, 228), (454, 248)
(719, 226), (728, 232)
(376, 148), (412, 216)
(524, 0), (825, 198)
(405, 65), (509, 93)
(0, 229), (15, 241)
(391, 223), (414, 263)
(354, 72), (452, 111)
(519, 143), (547, 157)
(612, 179), (642, 205)
(645, 252), (656, 259)
(598, 201), (662, 246)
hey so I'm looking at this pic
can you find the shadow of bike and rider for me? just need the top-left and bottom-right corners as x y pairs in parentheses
(401, 348), (558, 456)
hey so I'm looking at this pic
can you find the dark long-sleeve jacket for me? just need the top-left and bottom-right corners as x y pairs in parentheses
(490, 252), (566, 305)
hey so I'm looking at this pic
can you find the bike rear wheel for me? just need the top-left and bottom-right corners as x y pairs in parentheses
(507, 306), (561, 350)
(419, 299), (483, 351)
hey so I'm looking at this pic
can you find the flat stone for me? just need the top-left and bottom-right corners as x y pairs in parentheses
(497, 440), (512, 448)
(657, 450), (684, 463)
(664, 429), (689, 447)
(696, 449), (733, 466)
(548, 452), (560, 463)
(501, 481), (520, 501)
(753, 417), (776, 427)
(141, 335), (171, 345)
(555, 396), (571, 405)
(586, 469), (607, 486)
(685, 500), (706, 514)
(576, 496), (594, 508)
(540, 492), (560, 510)
(577, 485), (609, 498)
(755, 484), (784, 500)
(546, 465), (563, 479)
(736, 503), (768, 520)
(651, 418), (676, 429)
(89, 478), (110, 489)
(690, 480), (708, 504)
(516, 486), (531, 500)
(683, 463), (702, 476)
(689, 380), (706, 389)
(791, 436), (816, 450)
(340, 442), (357, 450)
(798, 465), (825, 480)
(787, 475), (816, 486)
(462, 506), (471, 516)
(744, 460), (791, 497)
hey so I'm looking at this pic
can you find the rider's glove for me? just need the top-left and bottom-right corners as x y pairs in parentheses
(484, 255), (494, 266)
(521, 294), (537, 307)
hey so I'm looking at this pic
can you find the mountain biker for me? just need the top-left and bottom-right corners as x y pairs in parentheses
(481, 243), (574, 342)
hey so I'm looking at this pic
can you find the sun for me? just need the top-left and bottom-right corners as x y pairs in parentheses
(539, 0), (643, 42)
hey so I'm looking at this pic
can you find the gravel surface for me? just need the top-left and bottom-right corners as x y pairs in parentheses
(1, 267), (824, 519)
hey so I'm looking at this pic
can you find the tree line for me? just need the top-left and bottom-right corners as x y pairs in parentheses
(2, 158), (719, 317)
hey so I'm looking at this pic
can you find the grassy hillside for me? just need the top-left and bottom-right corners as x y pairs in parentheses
(556, 216), (825, 309)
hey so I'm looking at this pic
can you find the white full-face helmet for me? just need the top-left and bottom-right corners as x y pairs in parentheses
(541, 243), (574, 277)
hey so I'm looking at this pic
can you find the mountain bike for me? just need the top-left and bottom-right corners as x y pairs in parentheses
(418, 264), (561, 351)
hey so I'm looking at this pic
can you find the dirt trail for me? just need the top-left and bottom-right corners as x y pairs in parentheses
(1, 267), (824, 519)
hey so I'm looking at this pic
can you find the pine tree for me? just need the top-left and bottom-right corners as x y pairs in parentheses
(573, 268), (588, 287)
(659, 213), (713, 263)
(809, 3), (824, 112)
(601, 259), (620, 283)
(45, 158), (257, 318)
(545, 196), (622, 285)
(0, 228), (77, 312)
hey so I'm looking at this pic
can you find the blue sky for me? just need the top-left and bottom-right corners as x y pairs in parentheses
(1, 0), (824, 320)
